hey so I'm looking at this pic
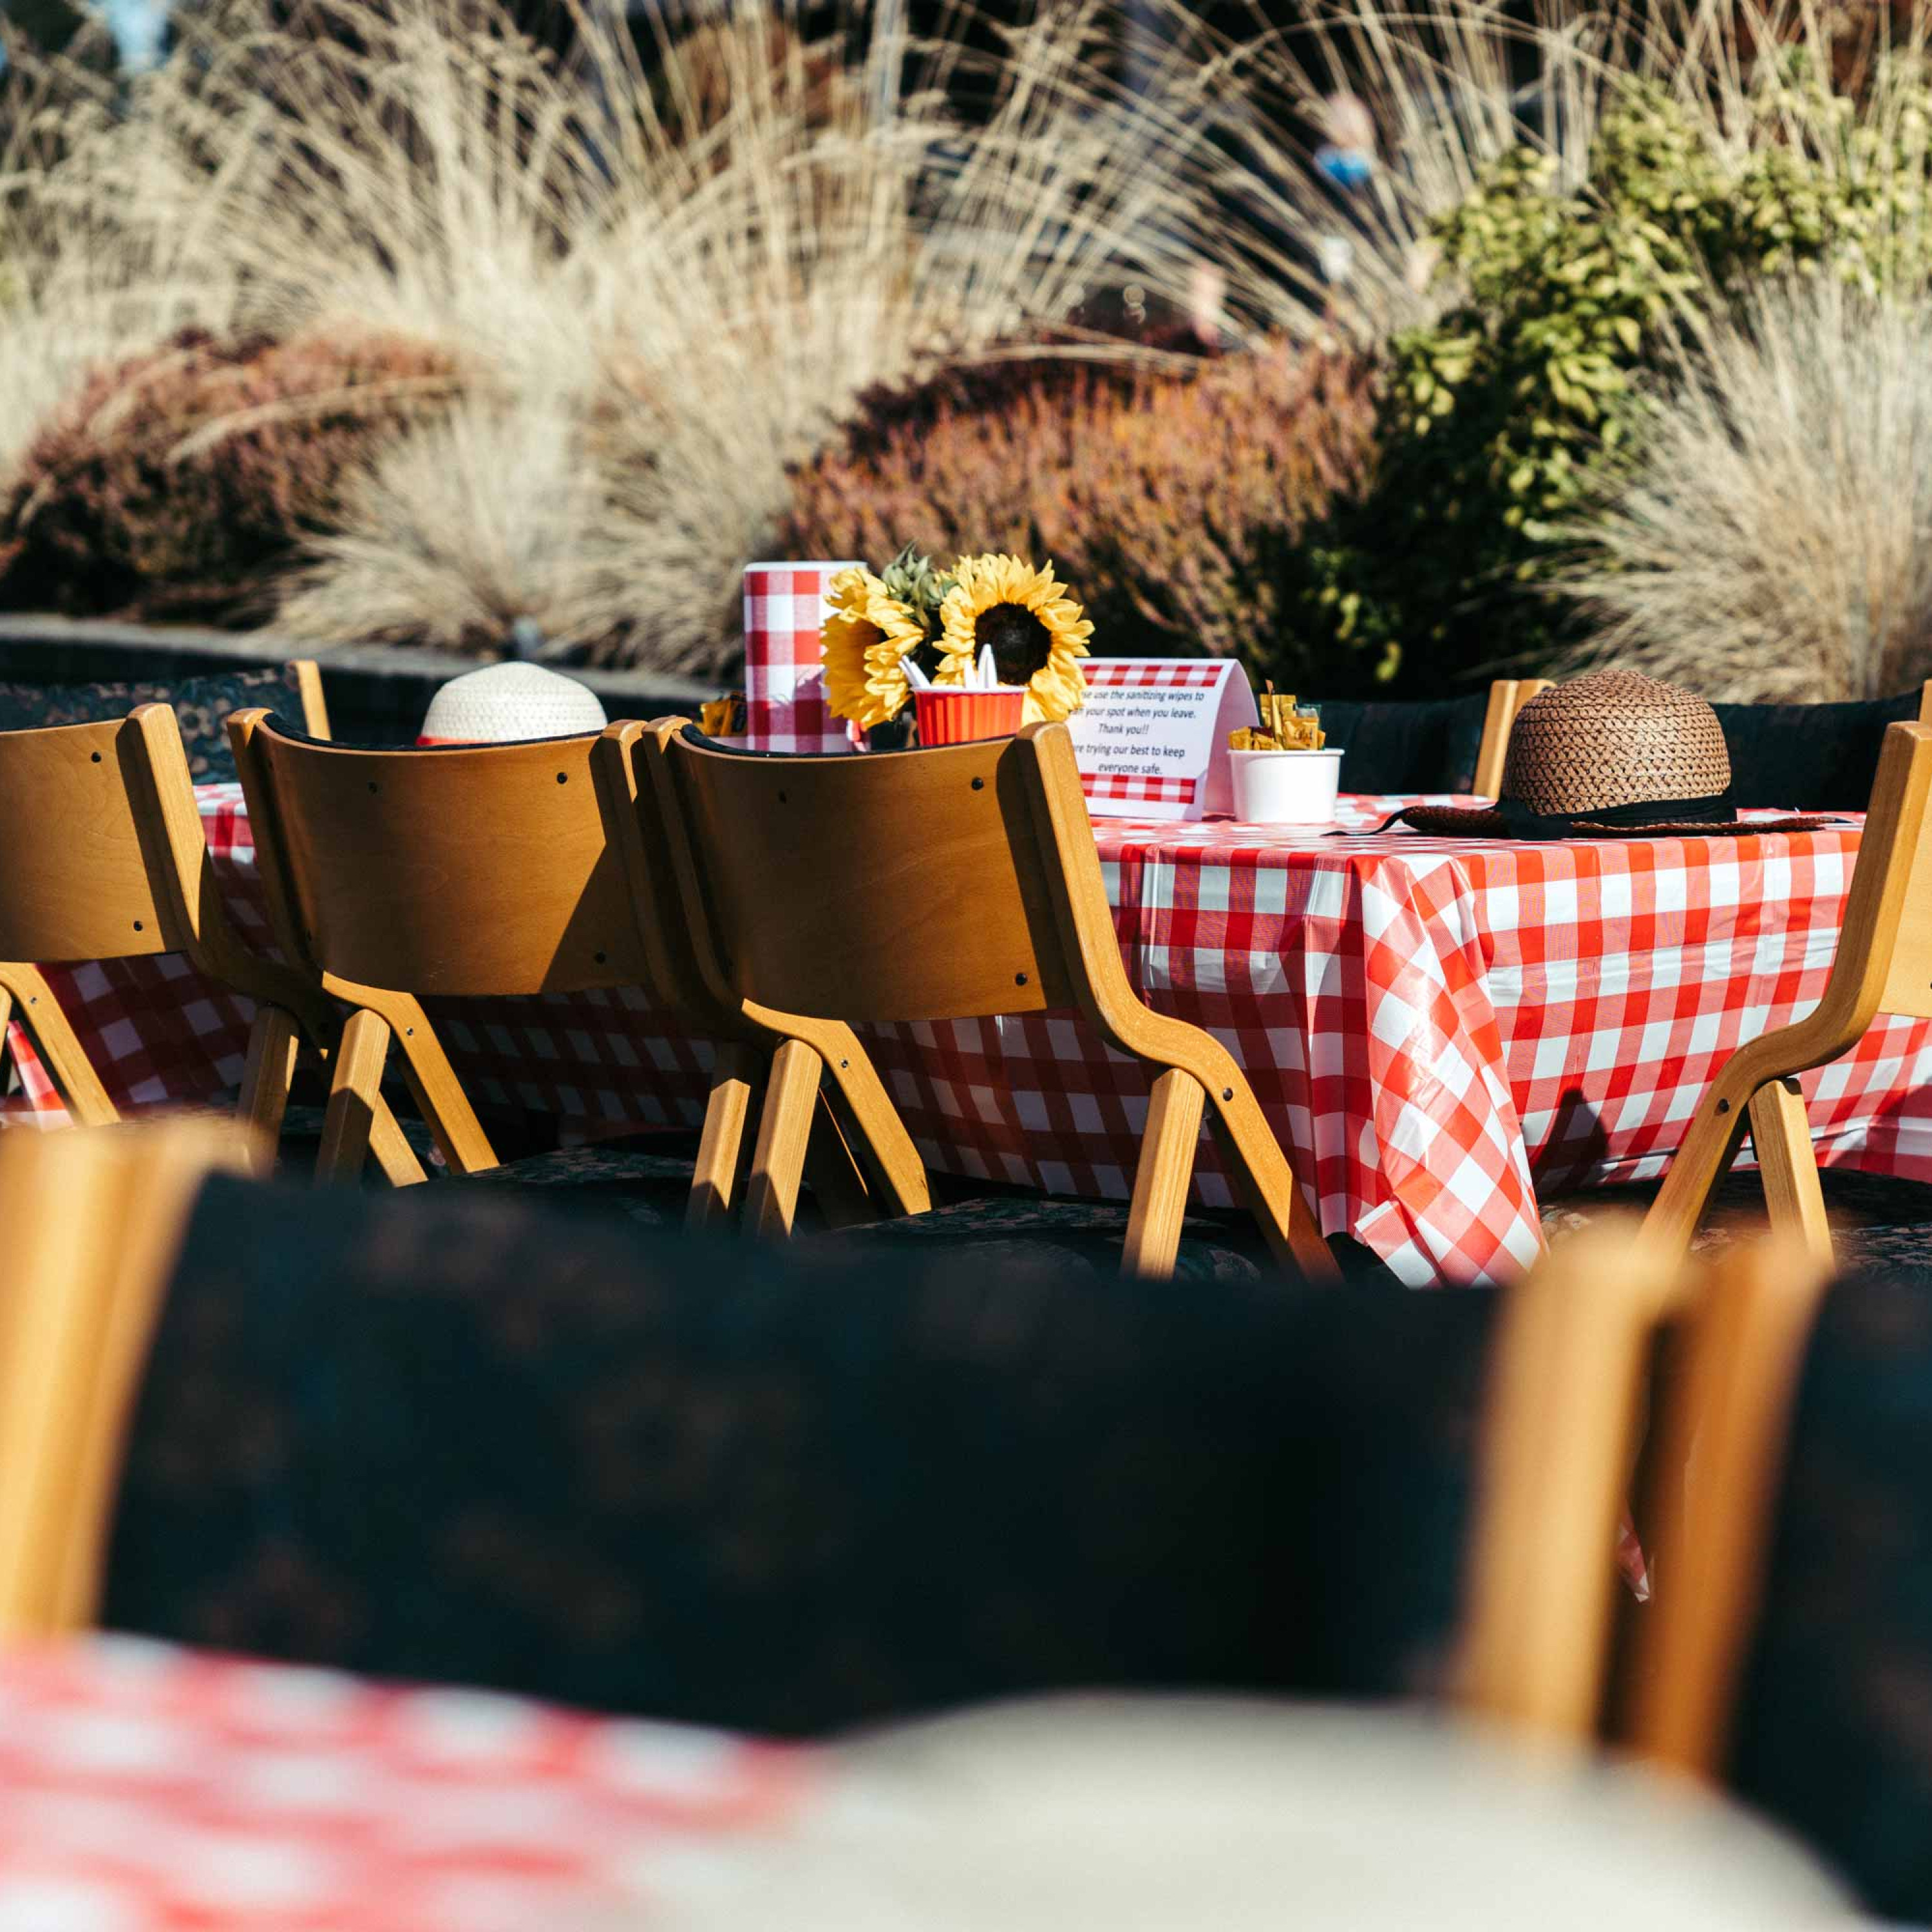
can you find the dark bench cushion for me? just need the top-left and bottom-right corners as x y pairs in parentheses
(102, 1176), (1493, 1734)
(1314, 694), (1492, 797)
(1713, 692), (1922, 812)
(0, 663), (305, 781)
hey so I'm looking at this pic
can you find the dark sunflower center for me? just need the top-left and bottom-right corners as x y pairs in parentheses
(975, 603), (1053, 684)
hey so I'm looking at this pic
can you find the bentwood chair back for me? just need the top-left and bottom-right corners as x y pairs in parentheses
(1641, 720), (1932, 1265)
(643, 718), (1334, 1280)
(1475, 679), (1549, 799)
(592, 723), (927, 1232)
(229, 710), (663, 1182)
(0, 705), (383, 1171)
(0, 1120), (1656, 1756)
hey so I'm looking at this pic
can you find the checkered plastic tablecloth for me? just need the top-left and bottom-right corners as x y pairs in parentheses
(0, 1634), (801, 1931)
(8, 786), (1928, 1285)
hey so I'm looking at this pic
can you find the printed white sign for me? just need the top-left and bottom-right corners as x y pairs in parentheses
(1064, 661), (1259, 820)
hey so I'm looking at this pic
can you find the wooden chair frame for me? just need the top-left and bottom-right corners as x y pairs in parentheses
(0, 1125), (1695, 1742)
(1642, 721), (1932, 1267)
(1473, 678), (1550, 800)
(594, 723), (928, 1235)
(230, 708), (652, 1185)
(230, 709), (921, 1222)
(0, 702), (417, 1180)
(0, 1119), (252, 1636)
(1622, 1240), (1833, 1779)
(629, 717), (1332, 1280)
(1457, 1219), (1688, 1743)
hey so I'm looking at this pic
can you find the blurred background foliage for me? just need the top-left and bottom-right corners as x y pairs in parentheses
(0, 0), (1926, 701)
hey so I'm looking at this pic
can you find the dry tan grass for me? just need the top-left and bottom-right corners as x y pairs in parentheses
(1557, 273), (1932, 703)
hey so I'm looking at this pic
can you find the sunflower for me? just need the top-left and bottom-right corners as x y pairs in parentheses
(820, 566), (928, 729)
(936, 554), (1092, 723)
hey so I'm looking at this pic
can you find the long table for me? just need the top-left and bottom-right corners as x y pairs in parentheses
(7, 785), (1927, 1284)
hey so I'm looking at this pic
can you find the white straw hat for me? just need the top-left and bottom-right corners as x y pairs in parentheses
(417, 661), (607, 745)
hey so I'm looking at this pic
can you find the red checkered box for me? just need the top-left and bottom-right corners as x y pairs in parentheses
(743, 561), (862, 753)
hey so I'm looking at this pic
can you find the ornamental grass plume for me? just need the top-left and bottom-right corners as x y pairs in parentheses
(1555, 273), (1932, 703)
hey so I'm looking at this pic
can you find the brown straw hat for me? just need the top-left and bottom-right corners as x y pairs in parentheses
(1396, 671), (1832, 839)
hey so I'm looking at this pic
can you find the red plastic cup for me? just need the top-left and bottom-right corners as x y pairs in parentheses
(914, 686), (1027, 746)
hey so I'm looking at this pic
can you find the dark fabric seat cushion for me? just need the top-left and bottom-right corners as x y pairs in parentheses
(102, 1176), (1493, 1735)
(0, 662), (307, 781)
(1713, 691), (1922, 811)
(1726, 1262), (1932, 1918)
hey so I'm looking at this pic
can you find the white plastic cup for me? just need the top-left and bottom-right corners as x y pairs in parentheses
(1229, 748), (1344, 824)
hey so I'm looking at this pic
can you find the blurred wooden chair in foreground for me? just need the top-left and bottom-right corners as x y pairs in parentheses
(1616, 1237), (1932, 1922)
(634, 717), (1332, 1279)
(1642, 720), (1932, 1267)
(230, 709), (918, 1226)
(0, 1122), (1654, 1750)
(0, 705), (415, 1178)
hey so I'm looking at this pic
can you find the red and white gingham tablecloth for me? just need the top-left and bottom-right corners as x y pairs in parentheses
(8, 785), (1929, 1285)
(0, 1634), (802, 1931)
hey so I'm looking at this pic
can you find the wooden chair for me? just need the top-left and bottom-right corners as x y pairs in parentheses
(229, 709), (918, 1217)
(1458, 1219), (1690, 1746)
(1641, 720), (1932, 1267)
(1474, 678), (1550, 800)
(630, 717), (1332, 1279)
(0, 705), (417, 1179)
(1620, 1238), (1834, 1781)
(595, 723), (928, 1232)
(0, 1118), (249, 1636)
(0, 1122), (1671, 1752)
(1615, 1236), (1932, 1917)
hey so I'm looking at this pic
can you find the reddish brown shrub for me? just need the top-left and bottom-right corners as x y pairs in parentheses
(779, 343), (1377, 667)
(0, 326), (460, 625)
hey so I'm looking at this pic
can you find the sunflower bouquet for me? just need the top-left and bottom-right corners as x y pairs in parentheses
(820, 545), (1092, 743)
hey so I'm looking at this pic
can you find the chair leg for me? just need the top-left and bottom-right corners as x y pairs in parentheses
(802, 1090), (879, 1231)
(317, 1010), (392, 1182)
(236, 1004), (301, 1178)
(386, 1001), (498, 1176)
(366, 1099), (430, 1188)
(743, 1038), (822, 1241)
(689, 1043), (762, 1231)
(1749, 1077), (1833, 1269)
(1, 967), (119, 1127)
(1124, 1068), (1206, 1279)
(818, 1042), (932, 1218)
(1208, 1103), (1336, 1281)
(1640, 1083), (1754, 1263)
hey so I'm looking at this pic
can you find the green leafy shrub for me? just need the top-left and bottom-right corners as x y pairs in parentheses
(0, 326), (460, 625)
(781, 344), (1379, 688)
(1280, 63), (1932, 693)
